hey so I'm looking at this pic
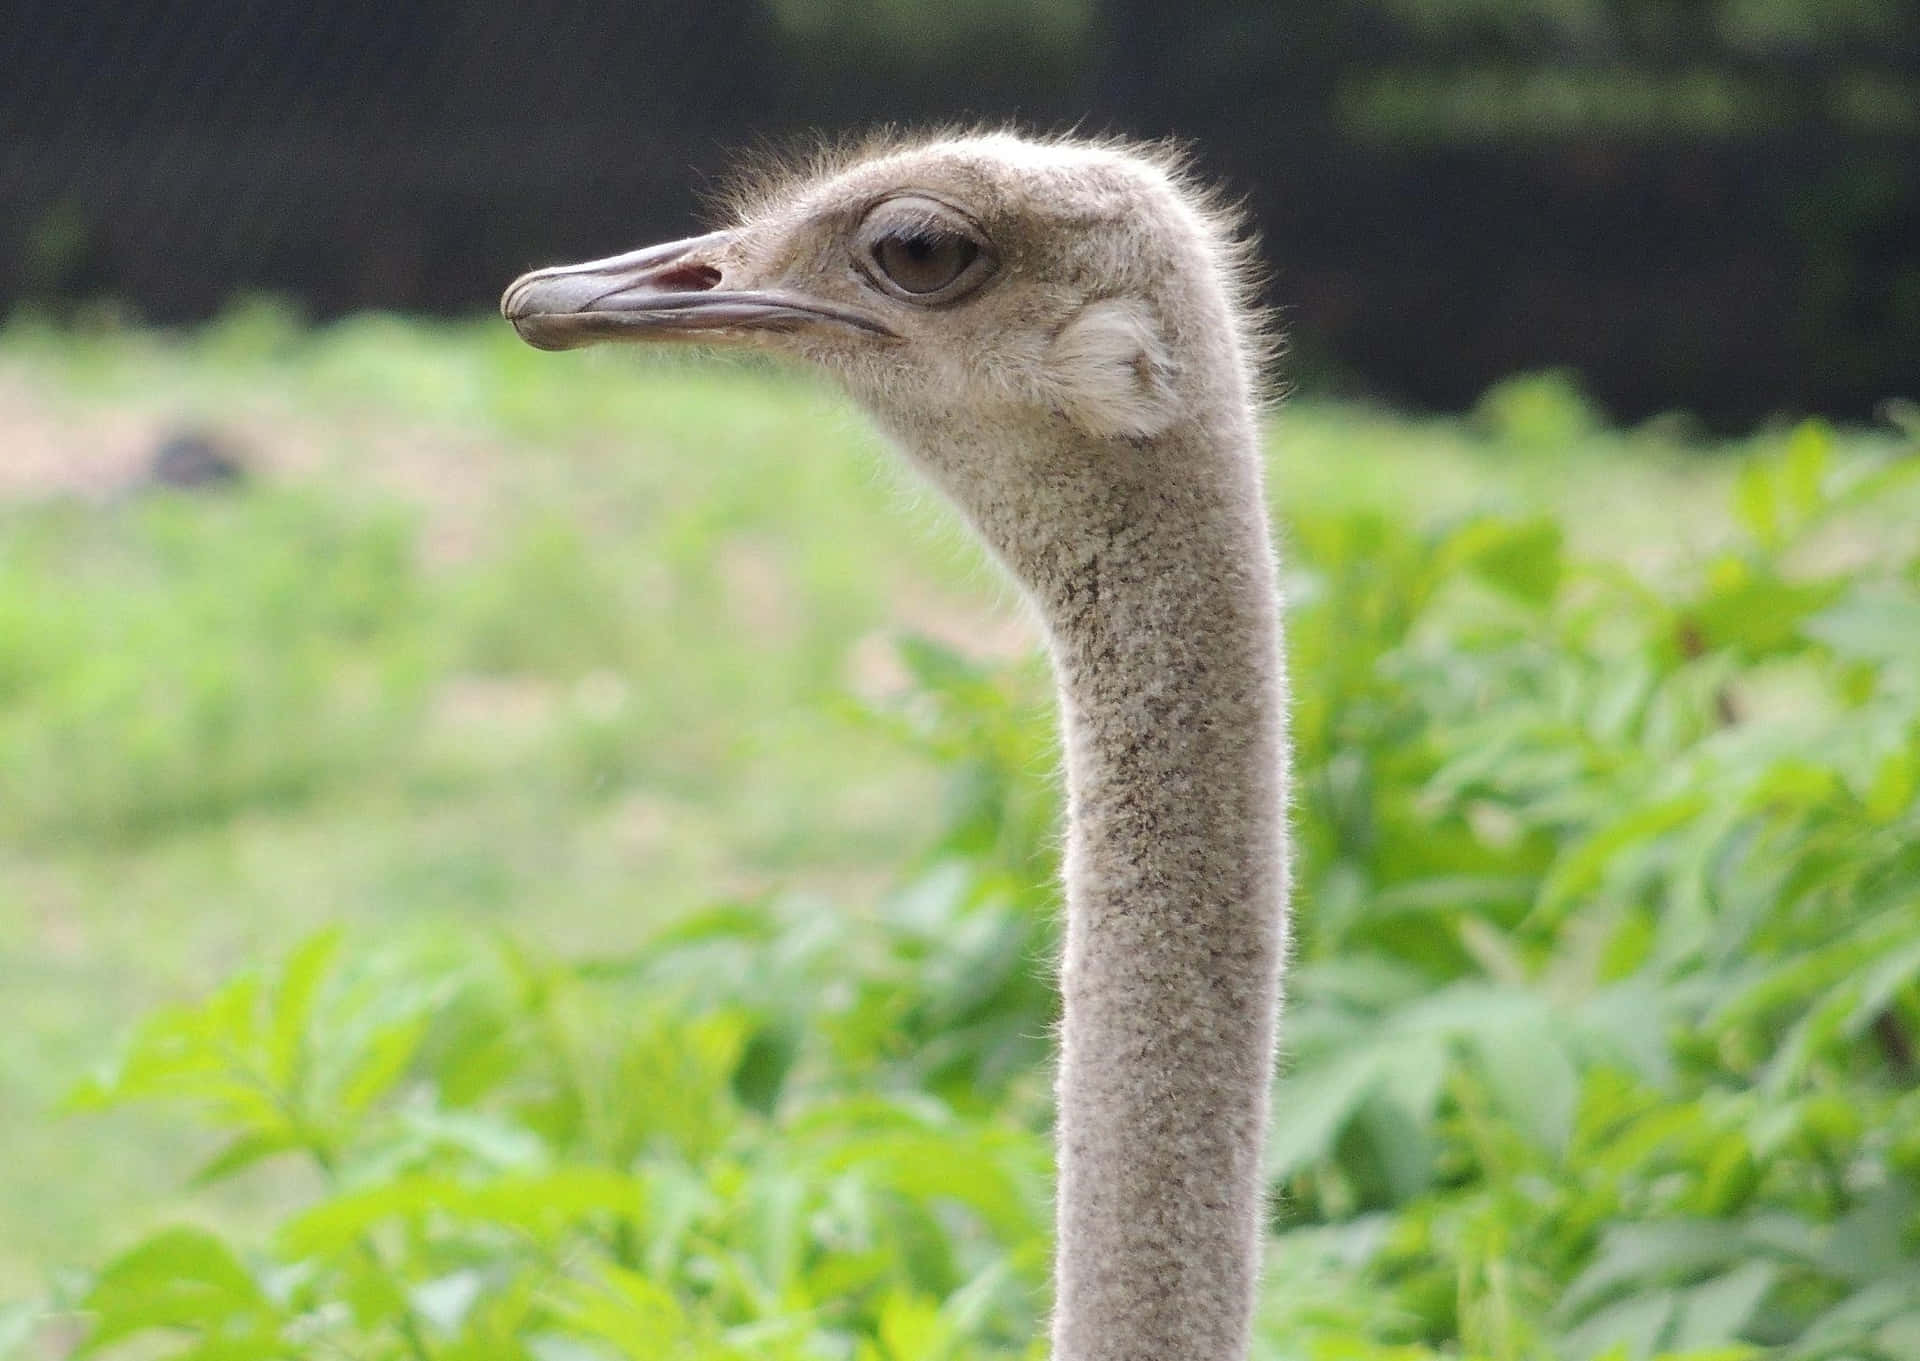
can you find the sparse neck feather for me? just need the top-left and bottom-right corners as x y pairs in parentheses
(893, 400), (1291, 1361)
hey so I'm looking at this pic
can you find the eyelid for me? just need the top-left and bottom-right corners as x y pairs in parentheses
(859, 194), (982, 241)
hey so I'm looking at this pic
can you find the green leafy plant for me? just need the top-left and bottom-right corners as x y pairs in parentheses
(1262, 422), (1920, 1359)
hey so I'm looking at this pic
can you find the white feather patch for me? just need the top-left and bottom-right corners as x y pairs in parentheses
(1044, 298), (1180, 440)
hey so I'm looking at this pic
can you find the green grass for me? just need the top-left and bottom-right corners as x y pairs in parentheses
(1, 310), (1916, 1360)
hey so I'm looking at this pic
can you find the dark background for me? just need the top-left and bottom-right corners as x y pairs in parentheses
(4, 0), (1917, 425)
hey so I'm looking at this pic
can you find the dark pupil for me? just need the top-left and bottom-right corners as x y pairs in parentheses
(875, 231), (977, 294)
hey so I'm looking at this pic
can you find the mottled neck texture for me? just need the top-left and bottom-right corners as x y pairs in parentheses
(913, 408), (1291, 1361)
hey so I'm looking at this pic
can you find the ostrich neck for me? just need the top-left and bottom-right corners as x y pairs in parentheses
(917, 412), (1291, 1361)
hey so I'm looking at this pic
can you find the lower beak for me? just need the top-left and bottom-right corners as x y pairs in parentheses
(500, 231), (896, 351)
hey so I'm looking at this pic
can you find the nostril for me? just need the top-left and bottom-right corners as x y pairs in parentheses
(656, 262), (722, 292)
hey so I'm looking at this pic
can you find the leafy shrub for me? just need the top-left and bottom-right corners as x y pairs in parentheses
(1471, 371), (1606, 451)
(1264, 422), (1920, 1359)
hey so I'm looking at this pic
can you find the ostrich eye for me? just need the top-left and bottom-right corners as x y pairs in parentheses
(856, 196), (996, 304)
(872, 231), (979, 295)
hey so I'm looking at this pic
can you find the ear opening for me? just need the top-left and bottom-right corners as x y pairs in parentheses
(1043, 298), (1181, 441)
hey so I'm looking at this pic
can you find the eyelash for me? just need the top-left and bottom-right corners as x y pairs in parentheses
(872, 214), (946, 241)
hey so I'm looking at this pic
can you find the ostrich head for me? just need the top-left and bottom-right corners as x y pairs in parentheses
(502, 133), (1267, 569)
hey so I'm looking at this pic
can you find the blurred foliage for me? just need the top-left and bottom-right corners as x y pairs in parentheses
(1373, 0), (1909, 47)
(1472, 370), (1608, 449)
(0, 493), (425, 839)
(763, 0), (1091, 63)
(4, 355), (1916, 1361)
(1331, 0), (1920, 140)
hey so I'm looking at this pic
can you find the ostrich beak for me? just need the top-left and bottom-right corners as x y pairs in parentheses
(501, 230), (897, 351)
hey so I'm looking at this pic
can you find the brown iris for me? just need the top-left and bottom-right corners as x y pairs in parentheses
(871, 231), (980, 295)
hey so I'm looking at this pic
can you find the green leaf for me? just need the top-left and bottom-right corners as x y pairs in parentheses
(1471, 1018), (1579, 1154)
(1733, 421), (1830, 550)
(927, 1256), (1022, 1359)
(545, 1264), (693, 1359)
(1811, 1185), (1917, 1284)
(278, 1174), (470, 1254)
(1537, 794), (1707, 924)
(1804, 589), (1920, 670)
(1560, 1289), (1677, 1361)
(1266, 1049), (1387, 1179)
(731, 1022), (799, 1117)
(1795, 1278), (1920, 1349)
(398, 1107), (549, 1170)
(1780, 421), (1831, 514)
(1373, 1033), (1451, 1131)
(1442, 517), (1564, 605)
(820, 1127), (1043, 1243)
(1689, 559), (1843, 657)
(1842, 935), (1920, 1041)
(77, 1227), (275, 1354)
(876, 1290), (945, 1361)
(335, 1013), (430, 1118)
(1561, 1221), (1749, 1322)
(1863, 748), (1916, 823)
(281, 1165), (645, 1256)
(1668, 1262), (1775, 1350)
(1733, 463), (1778, 548)
(190, 1129), (302, 1186)
(268, 928), (342, 1090)
(1349, 1091), (1436, 1200)
(1825, 446), (1920, 518)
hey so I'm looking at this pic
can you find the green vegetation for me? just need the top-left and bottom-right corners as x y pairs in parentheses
(1, 316), (1916, 1360)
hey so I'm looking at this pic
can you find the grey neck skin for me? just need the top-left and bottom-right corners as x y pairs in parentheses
(884, 402), (1291, 1361)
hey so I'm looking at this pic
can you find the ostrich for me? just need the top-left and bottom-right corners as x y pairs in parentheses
(502, 131), (1290, 1361)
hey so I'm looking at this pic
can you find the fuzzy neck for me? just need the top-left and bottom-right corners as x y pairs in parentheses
(912, 411), (1291, 1361)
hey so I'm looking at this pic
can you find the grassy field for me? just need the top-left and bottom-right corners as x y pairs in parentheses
(2, 310), (1916, 1359)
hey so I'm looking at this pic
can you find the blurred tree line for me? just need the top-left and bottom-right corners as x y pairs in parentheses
(3, 0), (1915, 423)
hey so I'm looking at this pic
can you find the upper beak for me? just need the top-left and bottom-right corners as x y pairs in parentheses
(500, 230), (897, 351)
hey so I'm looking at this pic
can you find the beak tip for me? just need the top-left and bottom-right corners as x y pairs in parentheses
(501, 273), (573, 348)
(500, 274), (535, 324)
(508, 315), (576, 351)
